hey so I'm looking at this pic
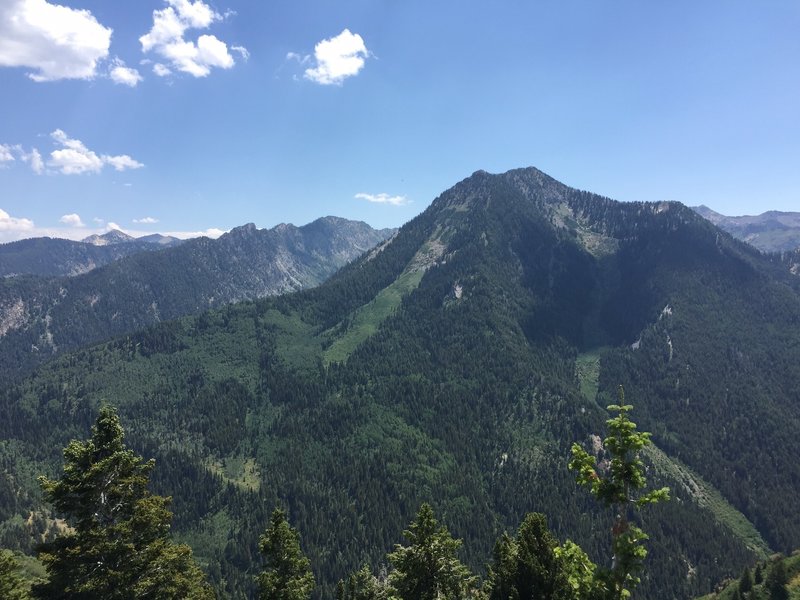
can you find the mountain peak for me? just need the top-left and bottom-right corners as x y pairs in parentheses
(82, 229), (136, 246)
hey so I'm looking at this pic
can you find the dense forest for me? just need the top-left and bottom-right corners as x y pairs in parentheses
(0, 391), (674, 599)
(1, 167), (799, 598)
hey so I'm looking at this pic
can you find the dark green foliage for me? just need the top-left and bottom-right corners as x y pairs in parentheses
(336, 565), (388, 600)
(765, 559), (788, 600)
(32, 407), (213, 600)
(257, 508), (315, 600)
(738, 567), (753, 594)
(484, 513), (572, 600)
(387, 503), (477, 600)
(0, 550), (30, 600)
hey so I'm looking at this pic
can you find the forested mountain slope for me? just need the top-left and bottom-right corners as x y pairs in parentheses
(0, 217), (393, 375)
(1, 168), (799, 599)
(0, 234), (182, 278)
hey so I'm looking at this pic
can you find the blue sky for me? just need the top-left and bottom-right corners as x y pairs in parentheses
(1, 0), (799, 242)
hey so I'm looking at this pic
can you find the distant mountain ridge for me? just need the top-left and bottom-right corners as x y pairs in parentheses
(81, 229), (183, 247)
(0, 216), (394, 374)
(0, 230), (184, 278)
(692, 205), (800, 252)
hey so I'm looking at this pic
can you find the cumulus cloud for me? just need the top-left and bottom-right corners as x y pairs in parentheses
(0, 209), (35, 234)
(355, 192), (409, 206)
(133, 217), (159, 224)
(59, 213), (84, 227)
(0, 0), (112, 81)
(140, 0), (244, 77)
(304, 29), (369, 85)
(109, 58), (143, 87)
(48, 130), (144, 175)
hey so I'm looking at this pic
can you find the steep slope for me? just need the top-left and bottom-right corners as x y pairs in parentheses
(693, 205), (800, 253)
(0, 217), (394, 374)
(2, 168), (799, 599)
(0, 235), (183, 278)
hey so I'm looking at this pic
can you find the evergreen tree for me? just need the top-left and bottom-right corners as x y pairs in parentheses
(387, 503), (477, 600)
(257, 508), (315, 600)
(738, 567), (753, 595)
(765, 560), (788, 600)
(336, 564), (388, 600)
(754, 564), (763, 585)
(32, 407), (213, 600)
(569, 386), (669, 599)
(484, 513), (572, 600)
(0, 550), (30, 600)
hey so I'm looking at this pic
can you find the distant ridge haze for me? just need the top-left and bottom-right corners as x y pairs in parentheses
(692, 205), (800, 252)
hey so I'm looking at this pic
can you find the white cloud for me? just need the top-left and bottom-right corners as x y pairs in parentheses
(231, 45), (249, 61)
(19, 147), (44, 174)
(59, 213), (84, 227)
(304, 29), (369, 85)
(106, 222), (123, 231)
(140, 0), (244, 78)
(153, 63), (171, 77)
(0, 0), (112, 82)
(355, 192), (409, 206)
(102, 154), (144, 171)
(173, 227), (224, 239)
(286, 51), (310, 65)
(0, 208), (35, 233)
(109, 58), (143, 87)
(133, 217), (159, 224)
(0, 144), (15, 163)
(48, 130), (144, 175)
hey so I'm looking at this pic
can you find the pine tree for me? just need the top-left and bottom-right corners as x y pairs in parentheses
(337, 564), (388, 600)
(765, 559), (788, 600)
(738, 567), (753, 595)
(32, 406), (213, 599)
(387, 503), (477, 600)
(257, 508), (315, 600)
(569, 386), (669, 599)
(754, 563), (764, 585)
(485, 513), (572, 600)
(0, 550), (30, 600)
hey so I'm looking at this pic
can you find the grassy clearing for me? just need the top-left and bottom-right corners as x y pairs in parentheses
(645, 444), (771, 559)
(205, 456), (260, 492)
(575, 351), (602, 403)
(323, 269), (424, 365)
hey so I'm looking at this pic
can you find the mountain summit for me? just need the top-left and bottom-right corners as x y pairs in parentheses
(81, 228), (138, 246)
(2, 168), (799, 598)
